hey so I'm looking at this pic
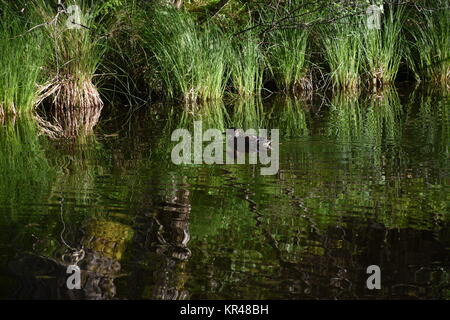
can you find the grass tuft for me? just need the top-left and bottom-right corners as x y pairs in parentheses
(363, 5), (406, 88)
(406, 6), (450, 87)
(321, 16), (364, 91)
(145, 7), (229, 104)
(0, 5), (45, 117)
(34, 0), (106, 138)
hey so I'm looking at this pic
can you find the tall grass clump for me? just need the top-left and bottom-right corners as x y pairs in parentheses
(228, 33), (265, 97)
(0, 5), (45, 117)
(146, 7), (229, 104)
(363, 5), (406, 89)
(267, 28), (310, 93)
(33, 0), (106, 138)
(262, 1), (311, 93)
(406, 6), (450, 87)
(321, 16), (365, 91)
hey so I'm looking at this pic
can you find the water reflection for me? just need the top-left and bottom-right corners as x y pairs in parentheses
(0, 86), (448, 299)
(126, 172), (192, 300)
(268, 96), (310, 138)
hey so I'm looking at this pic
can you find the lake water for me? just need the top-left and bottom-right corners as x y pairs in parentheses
(0, 86), (448, 299)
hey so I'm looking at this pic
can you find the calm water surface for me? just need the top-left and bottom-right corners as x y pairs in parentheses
(0, 87), (448, 299)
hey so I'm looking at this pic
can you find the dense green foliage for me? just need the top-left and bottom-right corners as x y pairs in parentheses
(406, 6), (450, 86)
(0, 0), (449, 131)
(0, 0), (448, 301)
(0, 6), (46, 116)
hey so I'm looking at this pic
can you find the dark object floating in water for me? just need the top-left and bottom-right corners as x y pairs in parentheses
(226, 128), (272, 153)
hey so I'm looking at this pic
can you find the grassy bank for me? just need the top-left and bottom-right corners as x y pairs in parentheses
(0, 0), (449, 137)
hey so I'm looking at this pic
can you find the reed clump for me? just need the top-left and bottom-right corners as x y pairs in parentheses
(363, 5), (406, 89)
(33, 0), (105, 138)
(2, 0), (450, 131)
(262, 0), (311, 94)
(267, 27), (311, 93)
(406, 6), (450, 87)
(0, 4), (45, 117)
(228, 33), (265, 97)
(144, 6), (229, 104)
(321, 16), (365, 92)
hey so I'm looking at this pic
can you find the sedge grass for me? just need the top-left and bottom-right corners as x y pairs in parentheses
(321, 16), (365, 91)
(406, 6), (450, 87)
(0, 5), (46, 117)
(363, 5), (406, 89)
(262, 0), (311, 94)
(100, 0), (150, 105)
(266, 27), (310, 93)
(33, 0), (106, 138)
(146, 7), (229, 104)
(228, 33), (265, 97)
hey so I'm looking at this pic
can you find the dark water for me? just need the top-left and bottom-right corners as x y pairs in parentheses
(0, 87), (448, 300)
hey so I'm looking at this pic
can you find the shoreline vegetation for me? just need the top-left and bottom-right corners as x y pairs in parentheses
(0, 0), (449, 138)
